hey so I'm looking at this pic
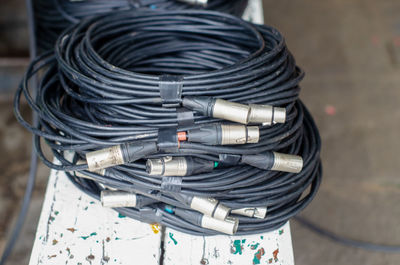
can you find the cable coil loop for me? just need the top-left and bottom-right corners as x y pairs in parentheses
(33, 0), (249, 51)
(15, 10), (322, 235)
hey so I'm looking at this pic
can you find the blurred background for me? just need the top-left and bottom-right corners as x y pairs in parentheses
(0, 0), (399, 264)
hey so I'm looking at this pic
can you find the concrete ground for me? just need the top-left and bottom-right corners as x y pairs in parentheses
(1, 0), (400, 264)
(262, 1), (400, 264)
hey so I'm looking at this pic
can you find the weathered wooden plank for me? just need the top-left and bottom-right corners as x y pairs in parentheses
(29, 169), (162, 265)
(163, 222), (294, 265)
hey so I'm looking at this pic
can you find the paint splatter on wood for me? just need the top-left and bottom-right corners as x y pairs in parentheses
(80, 232), (97, 240)
(253, 248), (265, 264)
(273, 248), (279, 261)
(250, 242), (260, 250)
(169, 232), (178, 245)
(118, 213), (126, 218)
(231, 239), (246, 255)
(86, 254), (95, 261)
(200, 258), (209, 264)
(151, 223), (161, 234)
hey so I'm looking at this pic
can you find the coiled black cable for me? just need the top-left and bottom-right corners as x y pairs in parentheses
(15, 10), (322, 235)
(33, 0), (248, 51)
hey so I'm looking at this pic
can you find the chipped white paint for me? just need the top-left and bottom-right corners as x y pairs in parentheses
(28, 169), (162, 265)
(30, 167), (294, 265)
(164, 223), (294, 265)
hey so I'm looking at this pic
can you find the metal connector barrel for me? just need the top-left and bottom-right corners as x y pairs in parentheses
(86, 145), (124, 172)
(147, 156), (187, 176)
(220, 124), (259, 144)
(146, 156), (214, 176)
(231, 207), (267, 219)
(176, 0), (208, 6)
(86, 142), (158, 171)
(201, 215), (238, 235)
(173, 208), (238, 235)
(187, 124), (259, 145)
(271, 152), (303, 173)
(101, 190), (137, 208)
(190, 196), (230, 220)
(248, 104), (286, 125)
(183, 97), (286, 125)
(73, 160), (105, 180)
(241, 151), (303, 173)
(212, 99), (251, 124)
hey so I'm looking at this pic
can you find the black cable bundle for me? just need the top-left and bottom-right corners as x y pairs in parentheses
(15, 10), (322, 235)
(33, 0), (248, 51)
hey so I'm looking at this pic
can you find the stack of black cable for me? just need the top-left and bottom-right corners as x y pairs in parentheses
(15, 10), (322, 235)
(33, 0), (248, 51)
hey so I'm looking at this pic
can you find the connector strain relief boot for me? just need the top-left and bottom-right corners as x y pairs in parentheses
(241, 152), (274, 170)
(182, 96), (214, 117)
(186, 157), (215, 175)
(121, 141), (158, 163)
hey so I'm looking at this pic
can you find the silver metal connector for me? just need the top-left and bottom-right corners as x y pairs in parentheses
(176, 0), (208, 6)
(100, 190), (137, 208)
(220, 124), (259, 145)
(231, 207), (267, 219)
(271, 152), (303, 173)
(273, 107), (286, 124)
(74, 169), (105, 179)
(73, 160), (105, 180)
(224, 216), (239, 233)
(146, 157), (187, 176)
(246, 126), (260, 144)
(213, 99), (251, 124)
(213, 204), (231, 221)
(86, 145), (124, 171)
(190, 197), (230, 220)
(201, 215), (238, 235)
(248, 104), (286, 125)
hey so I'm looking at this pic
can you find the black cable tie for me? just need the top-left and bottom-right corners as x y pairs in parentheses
(159, 75), (183, 108)
(158, 128), (178, 152)
(176, 108), (195, 126)
(161, 176), (182, 193)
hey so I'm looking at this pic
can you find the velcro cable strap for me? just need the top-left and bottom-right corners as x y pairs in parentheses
(161, 176), (182, 193)
(159, 75), (183, 108)
(176, 108), (195, 126)
(158, 128), (178, 152)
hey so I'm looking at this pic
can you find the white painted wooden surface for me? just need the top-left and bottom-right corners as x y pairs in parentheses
(28, 169), (162, 265)
(29, 168), (294, 265)
(164, 223), (294, 265)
